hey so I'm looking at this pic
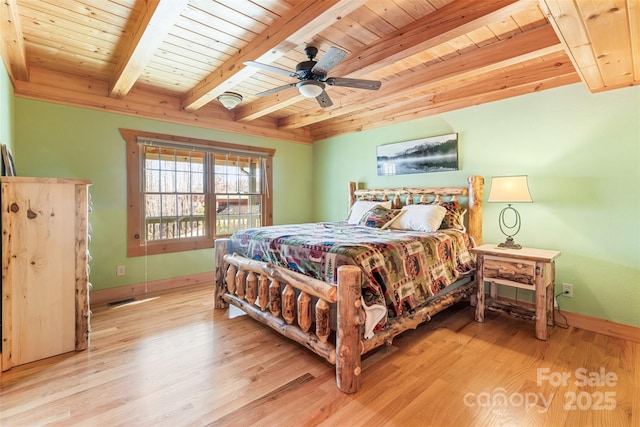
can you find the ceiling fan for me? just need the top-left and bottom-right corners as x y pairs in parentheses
(244, 46), (382, 108)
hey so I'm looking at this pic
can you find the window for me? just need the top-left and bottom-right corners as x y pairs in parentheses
(121, 129), (274, 257)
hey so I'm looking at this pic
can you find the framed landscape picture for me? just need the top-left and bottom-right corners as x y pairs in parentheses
(377, 133), (458, 176)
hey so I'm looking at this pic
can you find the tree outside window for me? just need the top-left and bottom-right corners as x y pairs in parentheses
(121, 129), (274, 257)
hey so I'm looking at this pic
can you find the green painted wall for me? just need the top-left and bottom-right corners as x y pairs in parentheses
(313, 83), (640, 327)
(14, 99), (314, 291)
(5, 55), (639, 327)
(0, 62), (14, 150)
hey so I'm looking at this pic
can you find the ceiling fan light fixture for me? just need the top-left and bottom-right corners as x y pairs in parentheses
(297, 81), (324, 98)
(217, 92), (243, 109)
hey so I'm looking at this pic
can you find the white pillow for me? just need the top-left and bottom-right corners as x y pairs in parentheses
(389, 204), (447, 232)
(347, 200), (392, 225)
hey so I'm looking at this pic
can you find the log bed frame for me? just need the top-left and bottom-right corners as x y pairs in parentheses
(214, 175), (484, 393)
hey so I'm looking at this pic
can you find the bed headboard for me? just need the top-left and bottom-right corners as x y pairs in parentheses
(348, 175), (484, 245)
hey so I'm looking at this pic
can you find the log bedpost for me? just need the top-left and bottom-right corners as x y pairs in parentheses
(235, 269), (246, 299)
(348, 181), (357, 211)
(269, 279), (281, 317)
(297, 292), (312, 332)
(258, 275), (269, 310)
(392, 194), (401, 208)
(246, 271), (258, 305)
(468, 175), (484, 246)
(214, 238), (230, 309)
(336, 265), (362, 394)
(282, 284), (296, 324)
(315, 299), (330, 343)
(226, 265), (236, 295)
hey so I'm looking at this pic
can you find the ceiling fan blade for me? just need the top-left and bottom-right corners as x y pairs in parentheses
(255, 83), (297, 97)
(312, 47), (348, 76)
(244, 61), (296, 77)
(315, 90), (333, 108)
(325, 77), (382, 90)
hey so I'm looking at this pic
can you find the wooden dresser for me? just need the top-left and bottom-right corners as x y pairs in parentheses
(1, 177), (92, 374)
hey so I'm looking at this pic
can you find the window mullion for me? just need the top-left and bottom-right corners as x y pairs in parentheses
(188, 150), (192, 238)
(206, 152), (215, 238)
(173, 149), (178, 239)
(124, 128), (273, 257)
(158, 150), (164, 240)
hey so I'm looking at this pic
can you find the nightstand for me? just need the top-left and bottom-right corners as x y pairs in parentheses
(472, 244), (561, 340)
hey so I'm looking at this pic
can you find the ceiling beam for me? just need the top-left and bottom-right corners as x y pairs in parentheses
(234, 92), (305, 122)
(181, 0), (368, 111)
(14, 66), (312, 144)
(539, 0), (603, 91)
(631, 0), (640, 84)
(541, 0), (639, 92)
(0, 0), (29, 82)
(109, 0), (190, 99)
(235, 0), (530, 122)
(280, 24), (563, 130)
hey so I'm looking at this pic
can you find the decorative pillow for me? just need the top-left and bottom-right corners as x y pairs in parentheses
(389, 204), (447, 232)
(357, 205), (404, 229)
(434, 200), (467, 231)
(347, 200), (392, 225)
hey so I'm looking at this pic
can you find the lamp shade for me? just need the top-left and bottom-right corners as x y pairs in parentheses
(488, 175), (533, 203)
(217, 92), (243, 109)
(297, 80), (324, 98)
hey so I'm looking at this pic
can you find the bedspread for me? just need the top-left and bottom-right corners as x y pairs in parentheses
(229, 222), (475, 320)
(229, 222), (476, 322)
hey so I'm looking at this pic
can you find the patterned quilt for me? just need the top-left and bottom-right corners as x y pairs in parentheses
(229, 222), (476, 322)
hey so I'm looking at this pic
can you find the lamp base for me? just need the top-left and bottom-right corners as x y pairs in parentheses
(497, 237), (522, 250)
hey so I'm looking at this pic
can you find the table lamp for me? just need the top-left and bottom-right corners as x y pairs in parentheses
(487, 175), (533, 249)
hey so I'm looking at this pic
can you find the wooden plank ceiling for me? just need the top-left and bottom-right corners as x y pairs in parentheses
(1, 0), (638, 144)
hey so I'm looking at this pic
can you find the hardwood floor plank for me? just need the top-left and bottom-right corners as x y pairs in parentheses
(1, 283), (637, 426)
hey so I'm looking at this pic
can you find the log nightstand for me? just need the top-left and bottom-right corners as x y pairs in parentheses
(471, 244), (561, 340)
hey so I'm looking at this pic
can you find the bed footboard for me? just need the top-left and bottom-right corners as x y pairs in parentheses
(214, 238), (364, 393)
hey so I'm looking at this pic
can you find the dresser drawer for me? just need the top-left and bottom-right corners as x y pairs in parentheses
(483, 255), (535, 286)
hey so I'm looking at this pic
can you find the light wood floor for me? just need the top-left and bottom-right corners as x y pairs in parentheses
(1, 283), (637, 426)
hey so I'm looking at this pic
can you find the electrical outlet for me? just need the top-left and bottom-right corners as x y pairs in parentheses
(116, 265), (125, 276)
(562, 283), (573, 298)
